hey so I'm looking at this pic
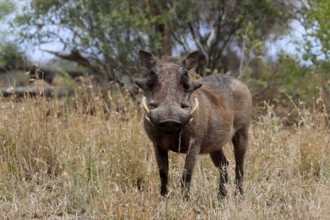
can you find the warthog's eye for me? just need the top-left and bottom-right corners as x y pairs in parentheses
(181, 102), (190, 109)
(181, 69), (190, 89)
(146, 70), (157, 88)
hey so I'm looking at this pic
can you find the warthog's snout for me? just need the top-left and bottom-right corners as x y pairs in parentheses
(149, 109), (190, 133)
(142, 97), (198, 133)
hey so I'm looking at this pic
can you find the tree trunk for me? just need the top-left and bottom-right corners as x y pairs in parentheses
(155, 23), (171, 56)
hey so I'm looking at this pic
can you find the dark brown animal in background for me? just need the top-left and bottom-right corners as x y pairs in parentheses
(135, 50), (252, 198)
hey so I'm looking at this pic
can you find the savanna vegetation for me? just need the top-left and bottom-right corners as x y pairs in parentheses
(0, 93), (329, 219)
(0, 0), (330, 219)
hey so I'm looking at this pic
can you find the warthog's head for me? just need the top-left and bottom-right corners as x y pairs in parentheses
(135, 50), (203, 134)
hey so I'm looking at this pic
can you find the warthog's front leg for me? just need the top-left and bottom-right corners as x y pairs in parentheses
(181, 141), (200, 199)
(154, 145), (169, 196)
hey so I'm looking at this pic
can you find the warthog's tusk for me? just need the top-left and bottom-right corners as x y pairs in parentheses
(141, 97), (150, 114)
(145, 116), (155, 126)
(189, 98), (199, 115)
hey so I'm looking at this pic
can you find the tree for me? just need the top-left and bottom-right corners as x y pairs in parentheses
(0, 43), (24, 70)
(298, 0), (330, 64)
(0, 0), (24, 71)
(167, 0), (298, 75)
(15, 1), (169, 89)
(14, 0), (298, 91)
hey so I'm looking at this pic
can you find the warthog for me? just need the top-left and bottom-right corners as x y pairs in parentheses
(135, 50), (252, 198)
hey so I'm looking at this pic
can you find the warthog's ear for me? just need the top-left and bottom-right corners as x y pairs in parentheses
(139, 50), (157, 70)
(182, 51), (199, 70)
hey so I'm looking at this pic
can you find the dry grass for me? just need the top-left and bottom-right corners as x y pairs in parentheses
(0, 93), (329, 219)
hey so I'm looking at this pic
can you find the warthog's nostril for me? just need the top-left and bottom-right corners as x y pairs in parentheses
(148, 100), (159, 109)
(158, 120), (182, 128)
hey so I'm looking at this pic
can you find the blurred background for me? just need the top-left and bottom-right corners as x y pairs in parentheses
(0, 0), (329, 110)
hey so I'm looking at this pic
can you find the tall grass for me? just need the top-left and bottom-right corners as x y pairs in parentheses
(0, 92), (329, 219)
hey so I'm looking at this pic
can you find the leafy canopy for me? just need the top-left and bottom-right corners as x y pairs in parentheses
(301, 0), (330, 63)
(14, 0), (296, 93)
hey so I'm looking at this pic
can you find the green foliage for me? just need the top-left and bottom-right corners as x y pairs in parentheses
(301, 0), (330, 63)
(14, 0), (295, 79)
(15, 0), (174, 79)
(277, 54), (316, 97)
(0, 42), (25, 70)
(0, 0), (14, 19)
(0, 1), (25, 71)
(54, 68), (78, 87)
(167, 0), (294, 74)
(13, 0), (328, 101)
(240, 53), (319, 103)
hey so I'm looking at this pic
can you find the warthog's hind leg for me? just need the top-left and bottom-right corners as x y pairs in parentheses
(154, 146), (169, 196)
(210, 149), (229, 198)
(232, 125), (248, 195)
